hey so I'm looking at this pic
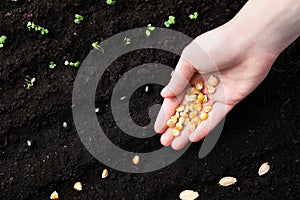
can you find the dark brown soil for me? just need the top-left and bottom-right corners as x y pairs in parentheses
(0, 0), (299, 199)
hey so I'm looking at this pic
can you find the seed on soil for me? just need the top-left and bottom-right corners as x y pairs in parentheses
(258, 162), (270, 176)
(63, 122), (68, 128)
(120, 96), (126, 100)
(199, 112), (208, 121)
(50, 191), (59, 199)
(102, 169), (109, 179)
(73, 182), (82, 191)
(132, 155), (140, 165)
(144, 85), (149, 93)
(207, 85), (216, 94)
(27, 139), (33, 147)
(203, 105), (212, 113)
(207, 75), (219, 86)
(95, 107), (100, 113)
(218, 177), (237, 187)
(171, 128), (181, 137)
(179, 190), (199, 200)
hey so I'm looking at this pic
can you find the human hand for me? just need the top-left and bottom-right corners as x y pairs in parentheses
(154, 22), (279, 150)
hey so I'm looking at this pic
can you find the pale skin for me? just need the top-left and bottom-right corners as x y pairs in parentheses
(155, 0), (300, 150)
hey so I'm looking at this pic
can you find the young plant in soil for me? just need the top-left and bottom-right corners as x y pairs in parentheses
(24, 76), (36, 90)
(189, 12), (199, 20)
(27, 22), (49, 35)
(123, 37), (131, 45)
(49, 61), (56, 69)
(0, 35), (7, 48)
(74, 14), (84, 24)
(107, 0), (116, 5)
(145, 24), (155, 36)
(164, 16), (175, 27)
(65, 60), (81, 68)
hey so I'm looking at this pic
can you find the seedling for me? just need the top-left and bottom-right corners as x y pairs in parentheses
(74, 14), (83, 24)
(145, 24), (155, 37)
(49, 61), (56, 69)
(107, 0), (116, 5)
(65, 60), (81, 68)
(123, 37), (131, 45)
(27, 22), (49, 35)
(0, 35), (7, 48)
(164, 16), (175, 27)
(189, 12), (199, 20)
(24, 76), (36, 90)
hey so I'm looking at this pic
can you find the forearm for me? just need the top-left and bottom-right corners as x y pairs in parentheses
(230, 0), (300, 56)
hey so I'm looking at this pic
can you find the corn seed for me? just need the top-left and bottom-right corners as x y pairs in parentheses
(189, 111), (198, 119)
(176, 123), (184, 130)
(207, 75), (219, 86)
(258, 162), (270, 176)
(187, 87), (200, 95)
(176, 105), (185, 112)
(203, 105), (212, 113)
(185, 94), (197, 102)
(187, 122), (196, 132)
(193, 103), (202, 111)
(194, 80), (203, 90)
(197, 93), (204, 103)
(203, 94), (208, 103)
(50, 191), (59, 200)
(178, 117), (185, 124)
(132, 155), (140, 165)
(207, 85), (216, 94)
(179, 190), (199, 200)
(73, 182), (83, 191)
(171, 128), (181, 137)
(175, 112), (180, 118)
(218, 177), (237, 187)
(184, 118), (190, 126)
(171, 116), (178, 122)
(167, 119), (175, 128)
(102, 169), (109, 179)
(200, 112), (208, 120)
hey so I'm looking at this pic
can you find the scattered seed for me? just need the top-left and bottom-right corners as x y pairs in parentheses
(63, 122), (68, 128)
(73, 182), (82, 191)
(207, 85), (216, 94)
(50, 191), (59, 199)
(95, 107), (100, 113)
(120, 96), (126, 100)
(171, 128), (181, 137)
(207, 75), (219, 86)
(179, 190), (199, 200)
(167, 119), (176, 128)
(27, 139), (33, 147)
(218, 177), (237, 187)
(102, 169), (109, 179)
(185, 94), (197, 102)
(203, 105), (212, 113)
(200, 112), (208, 121)
(132, 155), (140, 165)
(145, 85), (149, 93)
(258, 162), (270, 176)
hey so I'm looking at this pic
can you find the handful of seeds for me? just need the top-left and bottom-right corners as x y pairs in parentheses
(166, 75), (219, 137)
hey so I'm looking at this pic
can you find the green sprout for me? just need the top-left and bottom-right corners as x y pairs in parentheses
(145, 24), (155, 37)
(123, 37), (131, 45)
(27, 22), (49, 35)
(74, 14), (84, 24)
(107, 0), (116, 5)
(164, 16), (175, 28)
(0, 35), (7, 48)
(49, 61), (56, 69)
(65, 60), (81, 68)
(24, 76), (36, 90)
(92, 41), (99, 49)
(189, 12), (199, 20)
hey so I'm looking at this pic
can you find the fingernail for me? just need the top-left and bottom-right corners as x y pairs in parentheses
(160, 87), (169, 96)
(189, 133), (196, 142)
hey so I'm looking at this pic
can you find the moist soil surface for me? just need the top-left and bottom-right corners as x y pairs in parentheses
(1, 0), (300, 199)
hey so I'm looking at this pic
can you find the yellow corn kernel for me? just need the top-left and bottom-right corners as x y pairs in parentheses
(200, 112), (208, 120)
(198, 93), (205, 103)
(185, 94), (197, 102)
(207, 85), (216, 94)
(171, 116), (178, 122)
(176, 123), (184, 130)
(184, 118), (190, 126)
(171, 128), (181, 137)
(193, 103), (202, 111)
(203, 105), (212, 113)
(167, 119), (175, 127)
(194, 80), (203, 90)
(175, 112), (180, 118)
(178, 116), (185, 124)
(189, 111), (198, 119)
(180, 112), (185, 117)
(191, 117), (198, 124)
(187, 87), (200, 95)
(184, 113), (189, 118)
(203, 94), (208, 103)
(187, 122), (196, 132)
(176, 105), (185, 112)
(207, 75), (219, 86)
